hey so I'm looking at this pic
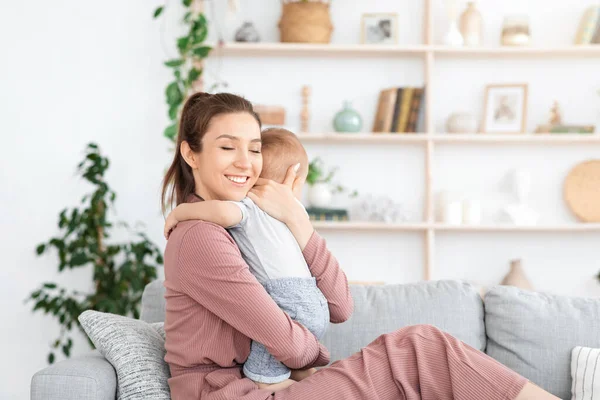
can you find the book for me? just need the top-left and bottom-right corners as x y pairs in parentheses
(372, 88), (398, 132)
(406, 87), (424, 133)
(307, 207), (349, 221)
(397, 87), (414, 133)
(390, 88), (404, 132)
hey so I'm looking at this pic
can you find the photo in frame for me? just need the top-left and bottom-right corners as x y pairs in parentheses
(361, 13), (398, 44)
(482, 84), (528, 133)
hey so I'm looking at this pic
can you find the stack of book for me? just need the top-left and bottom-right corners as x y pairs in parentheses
(372, 87), (426, 133)
(306, 207), (349, 222)
(575, 6), (600, 44)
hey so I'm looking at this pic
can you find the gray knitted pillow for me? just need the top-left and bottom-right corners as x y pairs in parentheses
(78, 310), (170, 400)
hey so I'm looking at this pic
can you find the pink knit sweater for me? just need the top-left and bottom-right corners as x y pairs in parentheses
(163, 201), (353, 399)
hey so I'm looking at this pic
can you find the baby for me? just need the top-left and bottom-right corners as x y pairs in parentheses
(164, 128), (329, 392)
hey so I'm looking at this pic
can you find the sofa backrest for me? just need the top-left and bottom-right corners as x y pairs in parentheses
(140, 279), (485, 363)
(484, 285), (600, 399)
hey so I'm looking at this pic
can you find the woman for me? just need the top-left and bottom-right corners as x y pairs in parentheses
(161, 92), (558, 400)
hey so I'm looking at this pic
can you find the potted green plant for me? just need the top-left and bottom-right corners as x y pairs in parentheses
(306, 157), (336, 208)
(27, 143), (163, 364)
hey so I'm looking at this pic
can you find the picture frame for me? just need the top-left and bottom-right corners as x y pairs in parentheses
(361, 13), (399, 44)
(482, 84), (528, 133)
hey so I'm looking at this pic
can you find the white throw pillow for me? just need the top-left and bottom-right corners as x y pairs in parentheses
(78, 310), (170, 400)
(572, 346), (600, 400)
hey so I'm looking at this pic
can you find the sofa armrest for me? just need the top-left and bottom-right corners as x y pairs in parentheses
(31, 350), (117, 400)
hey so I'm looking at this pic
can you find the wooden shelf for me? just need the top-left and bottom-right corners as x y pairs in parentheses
(213, 42), (427, 57)
(432, 45), (600, 58)
(312, 221), (600, 232)
(212, 42), (600, 58)
(298, 133), (427, 144)
(311, 221), (428, 231)
(296, 133), (600, 144)
(431, 133), (600, 144)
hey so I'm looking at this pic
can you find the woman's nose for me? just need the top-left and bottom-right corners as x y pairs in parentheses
(233, 151), (252, 169)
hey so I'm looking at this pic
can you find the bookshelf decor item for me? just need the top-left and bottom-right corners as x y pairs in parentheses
(564, 160), (600, 222)
(482, 84), (528, 134)
(333, 101), (363, 133)
(279, 0), (333, 44)
(361, 13), (399, 44)
(459, 1), (483, 46)
(501, 15), (531, 46)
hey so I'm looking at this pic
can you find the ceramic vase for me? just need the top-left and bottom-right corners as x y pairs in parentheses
(459, 2), (483, 46)
(333, 101), (362, 133)
(501, 259), (534, 290)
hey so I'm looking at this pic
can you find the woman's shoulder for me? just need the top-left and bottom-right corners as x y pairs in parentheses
(168, 220), (234, 249)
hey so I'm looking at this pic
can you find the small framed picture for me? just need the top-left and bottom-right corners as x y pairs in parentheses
(482, 84), (528, 133)
(361, 13), (398, 44)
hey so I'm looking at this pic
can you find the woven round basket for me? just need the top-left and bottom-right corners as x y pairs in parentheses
(278, 2), (333, 43)
(563, 159), (600, 222)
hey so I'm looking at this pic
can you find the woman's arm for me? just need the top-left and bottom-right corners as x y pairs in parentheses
(164, 201), (242, 238)
(302, 230), (354, 323)
(177, 222), (330, 369)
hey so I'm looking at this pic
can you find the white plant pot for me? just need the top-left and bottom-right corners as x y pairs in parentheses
(308, 183), (333, 208)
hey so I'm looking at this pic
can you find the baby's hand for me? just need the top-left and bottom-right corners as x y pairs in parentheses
(290, 368), (317, 382)
(164, 211), (179, 240)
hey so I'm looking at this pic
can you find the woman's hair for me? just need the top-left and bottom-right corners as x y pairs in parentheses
(161, 92), (261, 214)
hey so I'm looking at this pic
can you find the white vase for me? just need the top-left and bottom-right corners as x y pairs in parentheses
(308, 183), (333, 208)
(444, 21), (464, 46)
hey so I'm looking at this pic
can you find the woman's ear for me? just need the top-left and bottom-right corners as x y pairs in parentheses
(180, 141), (198, 169)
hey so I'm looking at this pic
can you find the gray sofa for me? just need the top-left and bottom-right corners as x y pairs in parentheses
(31, 280), (600, 399)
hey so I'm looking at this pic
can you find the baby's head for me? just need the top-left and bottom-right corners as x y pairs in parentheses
(260, 128), (308, 199)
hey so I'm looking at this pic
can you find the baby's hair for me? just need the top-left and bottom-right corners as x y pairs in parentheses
(260, 128), (308, 183)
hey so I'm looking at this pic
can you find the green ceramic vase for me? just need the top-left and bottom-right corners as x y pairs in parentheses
(333, 101), (362, 133)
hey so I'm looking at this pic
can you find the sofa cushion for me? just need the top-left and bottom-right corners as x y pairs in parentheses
(140, 280), (166, 323)
(485, 286), (600, 399)
(78, 310), (170, 400)
(571, 346), (600, 400)
(321, 280), (486, 362)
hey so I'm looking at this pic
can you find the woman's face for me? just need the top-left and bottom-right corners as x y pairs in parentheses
(184, 112), (262, 202)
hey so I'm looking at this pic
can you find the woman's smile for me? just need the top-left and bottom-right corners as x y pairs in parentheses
(225, 174), (250, 186)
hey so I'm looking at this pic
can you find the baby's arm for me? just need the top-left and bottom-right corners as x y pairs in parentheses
(164, 201), (242, 238)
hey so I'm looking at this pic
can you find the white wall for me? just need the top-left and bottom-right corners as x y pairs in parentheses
(1, 0), (599, 398)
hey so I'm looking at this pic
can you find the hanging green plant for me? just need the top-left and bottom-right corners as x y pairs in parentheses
(26, 143), (163, 364)
(153, 0), (213, 142)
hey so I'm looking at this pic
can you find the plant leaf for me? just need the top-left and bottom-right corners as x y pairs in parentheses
(43, 283), (57, 289)
(192, 46), (211, 58)
(164, 59), (185, 68)
(182, 0), (192, 6)
(153, 6), (163, 18)
(48, 352), (55, 364)
(36, 244), (46, 255)
(165, 82), (183, 106)
(177, 37), (189, 53)
(164, 124), (177, 141)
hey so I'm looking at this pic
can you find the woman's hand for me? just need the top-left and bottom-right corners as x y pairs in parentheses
(247, 163), (315, 250)
(247, 163), (303, 225)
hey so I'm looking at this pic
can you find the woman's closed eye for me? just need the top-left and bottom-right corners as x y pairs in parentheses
(220, 146), (234, 151)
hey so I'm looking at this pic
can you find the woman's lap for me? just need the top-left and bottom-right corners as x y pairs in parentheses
(272, 324), (527, 400)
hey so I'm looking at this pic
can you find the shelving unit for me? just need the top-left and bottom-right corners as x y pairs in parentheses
(209, 0), (600, 282)
(312, 221), (600, 232)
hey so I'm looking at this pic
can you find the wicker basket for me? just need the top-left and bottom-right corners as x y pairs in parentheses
(279, 2), (333, 44)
